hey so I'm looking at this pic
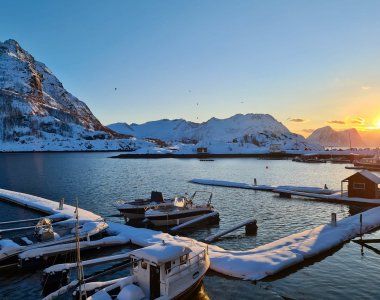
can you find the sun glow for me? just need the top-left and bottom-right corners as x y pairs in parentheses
(375, 119), (380, 129)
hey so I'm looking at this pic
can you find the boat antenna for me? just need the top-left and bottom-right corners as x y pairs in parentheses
(75, 198), (86, 299)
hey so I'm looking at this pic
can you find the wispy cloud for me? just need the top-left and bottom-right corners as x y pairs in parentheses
(361, 86), (371, 90)
(351, 117), (365, 125)
(288, 118), (306, 123)
(301, 129), (314, 133)
(327, 120), (345, 125)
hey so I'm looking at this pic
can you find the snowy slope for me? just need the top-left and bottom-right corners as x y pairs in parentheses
(307, 126), (365, 148)
(109, 114), (323, 151)
(0, 39), (138, 151)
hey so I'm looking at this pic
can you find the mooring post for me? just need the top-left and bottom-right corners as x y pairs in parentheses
(331, 213), (337, 227)
(245, 220), (258, 235)
(59, 198), (64, 210)
(254, 178), (257, 186)
(360, 213), (363, 238)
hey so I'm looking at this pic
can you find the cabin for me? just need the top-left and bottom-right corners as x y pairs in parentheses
(130, 242), (207, 299)
(196, 147), (208, 154)
(341, 170), (380, 199)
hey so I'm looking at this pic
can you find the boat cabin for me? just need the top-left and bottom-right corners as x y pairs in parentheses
(341, 170), (380, 199)
(130, 242), (206, 299)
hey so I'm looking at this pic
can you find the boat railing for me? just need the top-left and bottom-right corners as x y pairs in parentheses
(162, 249), (206, 292)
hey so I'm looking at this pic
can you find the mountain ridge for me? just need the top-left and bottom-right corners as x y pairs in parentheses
(306, 126), (366, 148)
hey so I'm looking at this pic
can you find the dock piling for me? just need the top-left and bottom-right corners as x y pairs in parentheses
(58, 198), (64, 210)
(245, 220), (258, 235)
(331, 213), (337, 227)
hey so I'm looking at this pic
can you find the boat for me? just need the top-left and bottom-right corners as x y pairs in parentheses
(353, 153), (380, 170)
(0, 217), (108, 267)
(144, 191), (219, 227)
(114, 191), (174, 222)
(74, 241), (210, 300)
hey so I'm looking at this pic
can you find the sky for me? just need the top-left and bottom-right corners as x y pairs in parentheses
(1, 0), (380, 136)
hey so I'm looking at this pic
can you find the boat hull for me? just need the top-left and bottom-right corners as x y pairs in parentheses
(146, 208), (215, 227)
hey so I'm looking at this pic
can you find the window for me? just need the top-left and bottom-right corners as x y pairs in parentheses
(165, 261), (171, 273)
(180, 254), (188, 265)
(353, 183), (365, 190)
(141, 261), (147, 269)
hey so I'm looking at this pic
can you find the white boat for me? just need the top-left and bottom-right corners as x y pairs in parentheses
(75, 241), (210, 300)
(0, 218), (108, 267)
(114, 191), (174, 222)
(144, 191), (218, 227)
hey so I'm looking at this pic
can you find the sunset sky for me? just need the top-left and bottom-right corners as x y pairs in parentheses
(1, 0), (379, 136)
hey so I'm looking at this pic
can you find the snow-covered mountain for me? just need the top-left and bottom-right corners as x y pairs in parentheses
(0, 39), (135, 151)
(306, 126), (365, 148)
(109, 114), (323, 152)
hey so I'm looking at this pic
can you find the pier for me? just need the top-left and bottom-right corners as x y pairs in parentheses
(2, 188), (380, 282)
(191, 178), (380, 206)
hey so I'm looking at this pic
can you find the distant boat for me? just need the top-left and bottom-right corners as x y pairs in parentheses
(353, 153), (380, 170)
(144, 191), (219, 227)
(74, 242), (210, 300)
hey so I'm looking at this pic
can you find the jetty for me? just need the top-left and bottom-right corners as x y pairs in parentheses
(190, 178), (380, 207)
(191, 178), (338, 195)
(2, 188), (380, 282)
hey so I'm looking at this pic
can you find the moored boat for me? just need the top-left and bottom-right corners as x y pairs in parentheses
(144, 191), (219, 227)
(74, 241), (210, 300)
(0, 218), (108, 267)
(353, 153), (380, 170)
(114, 191), (174, 222)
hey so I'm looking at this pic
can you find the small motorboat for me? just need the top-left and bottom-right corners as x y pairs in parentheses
(144, 191), (218, 227)
(114, 191), (174, 222)
(0, 218), (108, 267)
(74, 241), (210, 300)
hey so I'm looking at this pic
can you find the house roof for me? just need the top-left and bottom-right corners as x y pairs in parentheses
(343, 170), (380, 184)
(130, 242), (191, 265)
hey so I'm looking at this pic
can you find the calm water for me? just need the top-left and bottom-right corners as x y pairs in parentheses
(0, 153), (379, 299)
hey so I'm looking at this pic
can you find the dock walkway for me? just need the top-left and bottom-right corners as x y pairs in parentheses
(191, 178), (380, 206)
(2, 188), (380, 281)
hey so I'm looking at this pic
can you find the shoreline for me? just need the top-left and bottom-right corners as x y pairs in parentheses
(109, 152), (299, 159)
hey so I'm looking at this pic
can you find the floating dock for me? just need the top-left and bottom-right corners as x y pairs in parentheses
(191, 178), (380, 206)
(190, 178), (338, 194)
(2, 188), (380, 282)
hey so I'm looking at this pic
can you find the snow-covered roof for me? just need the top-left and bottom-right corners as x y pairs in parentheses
(130, 242), (191, 264)
(344, 170), (380, 184)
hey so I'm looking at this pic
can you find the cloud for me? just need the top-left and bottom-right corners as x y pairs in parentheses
(288, 118), (306, 123)
(361, 86), (370, 90)
(327, 120), (345, 125)
(301, 129), (314, 133)
(351, 117), (365, 125)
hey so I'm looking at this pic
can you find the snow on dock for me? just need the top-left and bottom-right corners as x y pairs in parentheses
(190, 178), (337, 195)
(106, 207), (380, 280)
(274, 189), (380, 206)
(3, 188), (380, 282)
(0, 188), (101, 221)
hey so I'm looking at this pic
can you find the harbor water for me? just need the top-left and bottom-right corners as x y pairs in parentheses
(0, 152), (379, 299)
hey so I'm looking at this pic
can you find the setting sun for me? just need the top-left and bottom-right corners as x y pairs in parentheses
(375, 119), (380, 128)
